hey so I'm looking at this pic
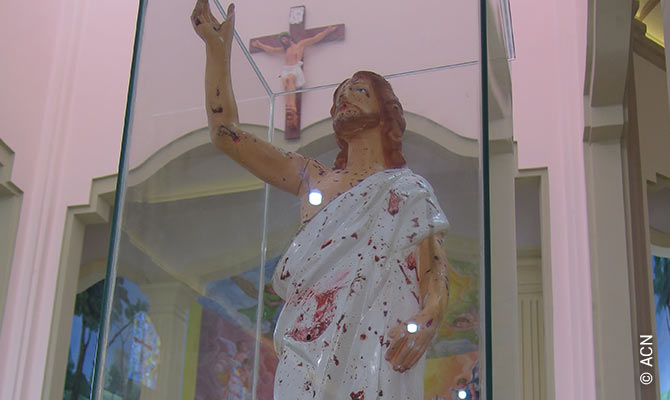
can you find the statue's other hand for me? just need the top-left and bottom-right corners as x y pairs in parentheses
(384, 311), (438, 373)
(191, 1), (235, 46)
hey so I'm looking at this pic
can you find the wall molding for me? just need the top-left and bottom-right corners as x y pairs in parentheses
(517, 168), (555, 400)
(0, 139), (23, 333)
(632, 18), (665, 71)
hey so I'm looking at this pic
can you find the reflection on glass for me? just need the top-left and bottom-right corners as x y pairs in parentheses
(102, 279), (150, 399)
(64, 281), (103, 400)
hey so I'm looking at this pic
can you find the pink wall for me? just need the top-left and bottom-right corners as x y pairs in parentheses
(509, 0), (595, 398)
(0, 0), (137, 398)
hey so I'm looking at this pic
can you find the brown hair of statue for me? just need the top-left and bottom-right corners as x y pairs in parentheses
(330, 71), (407, 170)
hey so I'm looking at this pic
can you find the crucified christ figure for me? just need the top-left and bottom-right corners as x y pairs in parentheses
(251, 26), (336, 132)
(252, 27), (336, 92)
(192, 3), (451, 399)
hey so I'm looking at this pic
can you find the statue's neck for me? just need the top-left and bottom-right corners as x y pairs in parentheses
(344, 127), (386, 174)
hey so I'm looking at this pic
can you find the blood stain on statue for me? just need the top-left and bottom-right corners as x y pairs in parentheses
(397, 259), (412, 284)
(411, 290), (420, 304)
(406, 252), (419, 281)
(388, 189), (404, 216)
(348, 272), (366, 295)
(288, 286), (342, 342)
(279, 257), (291, 280)
(426, 198), (439, 211)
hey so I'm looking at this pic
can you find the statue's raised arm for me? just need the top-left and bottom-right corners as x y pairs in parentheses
(191, 1), (317, 195)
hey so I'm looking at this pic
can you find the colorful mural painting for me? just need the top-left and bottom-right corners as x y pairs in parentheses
(192, 255), (480, 399)
(425, 258), (480, 400)
(194, 258), (280, 399)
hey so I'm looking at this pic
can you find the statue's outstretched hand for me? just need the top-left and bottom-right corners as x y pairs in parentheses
(191, 0), (235, 48)
(384, 308), (439, 373)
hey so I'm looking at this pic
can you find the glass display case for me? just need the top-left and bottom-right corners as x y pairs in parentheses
(90, 0), (514, 398)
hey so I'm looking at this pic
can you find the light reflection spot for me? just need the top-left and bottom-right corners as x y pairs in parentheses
(309, 189), (323, 205)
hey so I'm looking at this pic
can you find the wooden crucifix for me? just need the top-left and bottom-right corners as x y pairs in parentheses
(249, 5), (344, 140)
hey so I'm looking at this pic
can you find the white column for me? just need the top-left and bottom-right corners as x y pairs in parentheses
(490, 141), (522, 399)
(517, 250), (545, 400)
(583, 137), (637, 399)
(139, 282), (199, 400)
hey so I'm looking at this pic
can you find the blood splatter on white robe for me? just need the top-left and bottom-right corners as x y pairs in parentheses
(272, 168), (449, 400)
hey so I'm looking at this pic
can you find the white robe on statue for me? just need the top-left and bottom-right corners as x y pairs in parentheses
(272, 168), (449, 400)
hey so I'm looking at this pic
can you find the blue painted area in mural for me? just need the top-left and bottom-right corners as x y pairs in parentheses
(658, 297), (670, 397)
(653, 255), (670, 397)
(198, 256), (281, 335)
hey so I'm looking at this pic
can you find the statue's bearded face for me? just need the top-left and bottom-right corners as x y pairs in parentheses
(332, 77), (381, 137)
(280, 35), (291, 49)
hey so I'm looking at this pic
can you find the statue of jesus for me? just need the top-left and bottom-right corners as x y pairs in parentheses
(192, 2), (451, 399)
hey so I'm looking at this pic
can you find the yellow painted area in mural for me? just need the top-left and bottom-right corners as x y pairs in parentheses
(181, 302), (203, 400)
(425, 351), (479, 399)
(423, 257), (480, 398)
(439, 267), (478, 340)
